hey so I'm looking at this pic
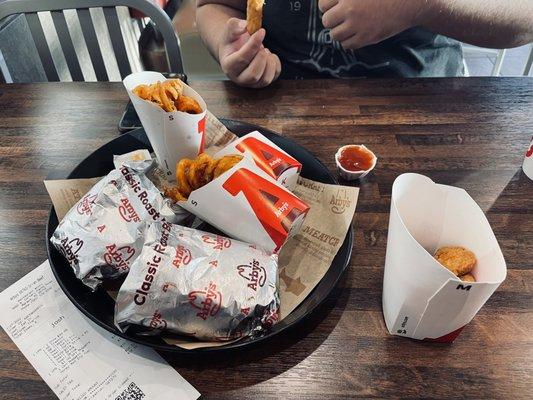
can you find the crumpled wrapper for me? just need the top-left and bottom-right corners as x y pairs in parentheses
(115, 221), (279, 341)
(50, 160), (178, 289)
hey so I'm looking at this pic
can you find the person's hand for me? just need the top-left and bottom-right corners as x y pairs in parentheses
(319, 0), (428, 49)
(218, 18), (281, 88)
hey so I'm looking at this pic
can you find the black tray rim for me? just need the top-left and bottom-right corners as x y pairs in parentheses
(46, 119), (354, 354)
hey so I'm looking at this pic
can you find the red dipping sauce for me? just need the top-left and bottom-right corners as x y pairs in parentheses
(338, 145), (375, 172)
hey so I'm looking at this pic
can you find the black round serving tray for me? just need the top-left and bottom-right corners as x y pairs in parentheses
(46, 119), (353, 354)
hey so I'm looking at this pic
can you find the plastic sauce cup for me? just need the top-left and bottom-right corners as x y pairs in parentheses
(335, 145), (377, 181)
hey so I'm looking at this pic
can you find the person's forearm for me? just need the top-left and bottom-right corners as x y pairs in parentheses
(196, 1), (245, 61)
(421, 0), (533, 48)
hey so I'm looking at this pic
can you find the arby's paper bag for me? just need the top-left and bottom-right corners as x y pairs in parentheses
(123, 71), (207, 179)
(215, 130), (302, 190)
(382, 173), (506, 342)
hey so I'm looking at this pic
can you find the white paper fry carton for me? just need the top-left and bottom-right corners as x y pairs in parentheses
(216, 130), (302, 190)
(123, 71), (207, 179)
(382, 173), (506, 343)
(179, 155), (309, 253)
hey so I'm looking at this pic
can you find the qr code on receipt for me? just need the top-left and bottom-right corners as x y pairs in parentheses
(115, 382), (145, 400)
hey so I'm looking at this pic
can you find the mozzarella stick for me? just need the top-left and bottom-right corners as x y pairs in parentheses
(246, 0), (264, 35)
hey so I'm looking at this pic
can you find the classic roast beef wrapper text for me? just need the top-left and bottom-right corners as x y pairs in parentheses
(114, 221), (280, 341)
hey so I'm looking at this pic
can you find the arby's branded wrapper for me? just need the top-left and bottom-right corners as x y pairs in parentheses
(382, 174), (506, 343)
(123, 71), (207, 179)
(178, 155), (310, 253)
(215, 130), (302, 190)
(50, 160), (179, 289)
(113, 150), (192, 223)
(115, 221), (279, 341)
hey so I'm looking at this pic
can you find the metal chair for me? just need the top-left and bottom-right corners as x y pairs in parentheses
(0, 0), (184, 82)
(462, 44), (507, 77)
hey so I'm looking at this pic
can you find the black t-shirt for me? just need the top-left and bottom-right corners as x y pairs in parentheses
(262, 0), (464, 78)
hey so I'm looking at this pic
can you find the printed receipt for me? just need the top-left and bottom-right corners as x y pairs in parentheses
(0, 261), (200, 400)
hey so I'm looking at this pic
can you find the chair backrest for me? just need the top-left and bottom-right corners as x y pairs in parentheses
(524, 44), (533, 77)
(0, 0), (184, 82)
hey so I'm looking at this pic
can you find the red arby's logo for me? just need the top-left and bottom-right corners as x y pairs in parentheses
(103, 244), (135, 271)
(188, 282), (222, 320)
(59, 237), (83, 264)
(222, 168), (309, 251)
(202, 234), (231, 250)
(198, 116), (206, 153)
(118, 197), (141, 223)
(76, 194), (97, 215)
(526, 138), (533, 158)
(237, 259), (267, 291)
(149, 310), (167, 330)
(172, 245), (192, 268)
(235, 136), (301, 179)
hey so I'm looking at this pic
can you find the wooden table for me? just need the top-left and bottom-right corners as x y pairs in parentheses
(0, 78), (532, 399)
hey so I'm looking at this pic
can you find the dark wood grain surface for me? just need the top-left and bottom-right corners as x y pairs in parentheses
(0, 78), (532, 399)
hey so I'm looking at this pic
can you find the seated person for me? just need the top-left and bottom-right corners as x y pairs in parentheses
(196, 0), (533, 87)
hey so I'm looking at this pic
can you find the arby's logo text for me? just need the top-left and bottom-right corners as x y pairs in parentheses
(330, 188), (351, 215)
(237, 259), (267, 291)
(202, 234), (231, 250)
(118, 197), (141, 222)
(59, 237), (83, 264)
(188, 282), (222, 320)
(103, 244), (136, 271)
(172, 245), (192, 268)
(149, 310), (167, 330)
(76, 194), (97, 216)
